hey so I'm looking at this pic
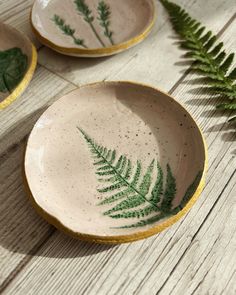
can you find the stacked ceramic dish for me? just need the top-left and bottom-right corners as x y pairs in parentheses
(1, 0), (207, 244)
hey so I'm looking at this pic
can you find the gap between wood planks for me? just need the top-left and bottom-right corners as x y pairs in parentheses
(0, 10), (235, 294)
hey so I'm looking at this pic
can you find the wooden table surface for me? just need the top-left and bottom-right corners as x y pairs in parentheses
(0, 1), (235, 294)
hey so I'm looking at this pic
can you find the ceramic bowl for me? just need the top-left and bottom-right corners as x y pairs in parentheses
(24, 81), (207, 244)
(0, 22), (37, 110)
(31, 0), (156, 57)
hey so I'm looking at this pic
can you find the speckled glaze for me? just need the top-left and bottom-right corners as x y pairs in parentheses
(31, 0), (156, 57)
(24, 81), (207, 243)
(0, 22), (37, 109)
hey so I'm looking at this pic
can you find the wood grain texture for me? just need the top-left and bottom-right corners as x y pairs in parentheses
(0, 0), (33, 22)
(0, 0), (235, 294)
(158, 173), (236, 295)
(0, 67), (75, 289)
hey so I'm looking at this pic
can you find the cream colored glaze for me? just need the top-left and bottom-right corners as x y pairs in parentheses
(25, 82), (206, 237)
(0, 22), (34, 103)
(31, 0), (155, 50)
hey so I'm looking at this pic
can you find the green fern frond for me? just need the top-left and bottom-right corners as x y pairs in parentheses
(79, 128), (203, 229)
(52, 15), (87, 48)
(160, 0), (236, 123)
(97, 1), (114, 45)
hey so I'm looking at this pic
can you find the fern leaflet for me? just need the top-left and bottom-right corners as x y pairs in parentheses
(79, 128), (202, 228)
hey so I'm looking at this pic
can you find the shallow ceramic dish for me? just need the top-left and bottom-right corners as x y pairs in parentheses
(31, 0), (156, 57)
(24, 81), (207, 244)
(0, 22), (37, 110)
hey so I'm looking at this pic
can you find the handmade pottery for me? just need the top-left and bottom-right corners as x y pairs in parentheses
(0, 22), (37, 110)
(24, 81), (207, 244)
(31, 0), (156, 57)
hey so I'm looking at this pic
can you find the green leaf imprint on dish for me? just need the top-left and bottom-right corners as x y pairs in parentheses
(0, 48), (28, 93)
(97, 1), (114, 45)
(74, 0), (106, 47)
(79, 128), (203, 229)
(159, 0), (236, 123)
(52, 1), (115, 48)
(52, 15), (87, 48)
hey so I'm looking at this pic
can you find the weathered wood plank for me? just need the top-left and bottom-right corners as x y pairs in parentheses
(0, 68), (75, 288)
(37, 0), (236, 90)
(0, 144), (54, 289)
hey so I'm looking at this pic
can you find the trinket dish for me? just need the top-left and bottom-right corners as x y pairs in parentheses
(24, 81), (207, 244)
(31, 0), (156, 57)
(0, 22), (37, 109)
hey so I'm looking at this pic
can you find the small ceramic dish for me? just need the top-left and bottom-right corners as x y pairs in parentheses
(24, 81), (207, 244)
(0, 22), (37, 110)
(31, 0), (156, 57)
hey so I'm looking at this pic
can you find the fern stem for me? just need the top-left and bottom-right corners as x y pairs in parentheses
(74, 0), (106, 47)
(78, 128), (161, 211)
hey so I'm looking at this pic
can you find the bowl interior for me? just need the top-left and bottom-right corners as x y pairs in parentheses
(32, 0), (155, 50)
(0, 22), (32, 103)
(25, 82), (206, 238)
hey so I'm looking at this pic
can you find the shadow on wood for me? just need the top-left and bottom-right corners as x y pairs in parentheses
(0, 110), (116, 259)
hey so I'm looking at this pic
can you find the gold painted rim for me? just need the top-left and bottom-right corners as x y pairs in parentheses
(0, 33), (37, 110)
(30, 0), (156, 57)
(23, 81), (208, 244)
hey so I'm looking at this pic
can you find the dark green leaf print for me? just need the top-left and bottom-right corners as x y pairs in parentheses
(0, 48), (28, 93)
(52, 0), (114, 48)
(53, 15), (87, 48)
(79, 128), (203, 229)
(74, 0), (106, 47)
